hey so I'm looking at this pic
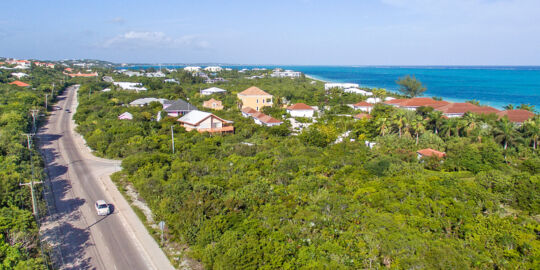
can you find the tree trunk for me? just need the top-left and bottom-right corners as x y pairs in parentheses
(399, 127), (402, 138)
(416, 132), (419, 145)
(504, 141), (508, 150)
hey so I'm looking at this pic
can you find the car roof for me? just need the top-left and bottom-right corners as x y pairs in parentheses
(96, 200), (107, 205)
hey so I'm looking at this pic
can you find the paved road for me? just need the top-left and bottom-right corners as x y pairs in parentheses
(38, 85), (174, 270)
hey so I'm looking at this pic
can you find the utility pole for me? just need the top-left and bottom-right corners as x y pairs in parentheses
(170, 126), (175, 154)
(30, 109), (39, 133)
(45, 94), (48, 111)
(52, 83), (55, 98)
(20, 133), (42, 221)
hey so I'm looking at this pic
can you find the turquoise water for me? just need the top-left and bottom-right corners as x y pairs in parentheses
(121, 65), (540, 110)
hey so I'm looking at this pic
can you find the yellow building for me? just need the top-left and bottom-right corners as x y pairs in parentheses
(237, 86), (273, 111)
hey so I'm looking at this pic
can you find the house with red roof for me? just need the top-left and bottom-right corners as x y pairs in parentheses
(384, 97), (450, 111)
(9, 80), (30, 87)
(496, 109), (535, 124)
(237, 86), (273, 111)
(251, 112), (283, 126)
(65, 72), (98, 77)
(435, 102), (499, 118)
(351, 101), (374, 113)
(417, 148), (446, 159)
(353, 113), (372, 120)
(287, 103), (315, 118)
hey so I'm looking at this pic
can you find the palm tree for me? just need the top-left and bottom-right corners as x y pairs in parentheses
(375, 117), (390, 136)
(522, 116), (539, 150)
(493, 117), (519, 150)
(427, 110), (445, 134)
(463, 112), (481, 138)
(503, 104), (514, 110)
(392, 111), (407, 138)
(411, 115), (426, 145)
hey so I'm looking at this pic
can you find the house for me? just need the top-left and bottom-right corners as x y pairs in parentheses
(434, 102), (499, 117)
(324, 83), (359, 90)
(241, 107), (258, 118)
(164, 99), (197, 117)
(204, 66), (223, 72)
(177, 110), (234, 134)
(251, 112), (283, 126)
(66, 72), (98, 77)
(145, 71), (166, 78)
(343, 88), (373, 96)
(9, 80), (30, 87)
(102, 76), (114, 82)
(366, 97), (382, 104)
(129, 98), (168, 107)
(201, 87), (227, 96)
(7, 59), (31, 69)
(184, 66), (201, 72)
(164, 79), (180, 84)
(384, 97), (450, 111)
(11, 72), (28, 79)
(203, 98), (224, 110)
(118, 112), (133, 120)
(271, 70), (302, 78)
(354, 113), (372, 120)
(496, 109), (535, 124)
(287, 103), (315, 118)
(417, 148), (446, 159)
(351, 101), (374, 113)
(113, 82), (147, 92)
(237, 86), (273, 111)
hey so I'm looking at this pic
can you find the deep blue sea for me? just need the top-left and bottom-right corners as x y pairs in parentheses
(121, 65), (540, 110)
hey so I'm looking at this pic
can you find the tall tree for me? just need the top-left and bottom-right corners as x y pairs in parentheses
(493, 118), (519, 150)
(516, 103), (536, 112)
(411, 115), (426, 145)
(522, 116), (539, 150)
(392, 111), (408, 138)
(396, 75), (427, 97)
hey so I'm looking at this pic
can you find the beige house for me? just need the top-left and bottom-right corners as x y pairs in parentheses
(177, 110), (234, 134)
(237, 86), (273, 111)
(203, 98), (224, 110)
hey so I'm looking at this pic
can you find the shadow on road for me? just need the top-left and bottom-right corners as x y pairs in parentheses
(53, 222), (94, 270)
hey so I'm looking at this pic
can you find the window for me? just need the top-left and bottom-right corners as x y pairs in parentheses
(256, 99), (259, 104)
(256, 107), (259, 111)
(267, 98), (272, 103)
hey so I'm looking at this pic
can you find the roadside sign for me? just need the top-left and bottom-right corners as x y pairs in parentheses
(159, 221), (165, 231)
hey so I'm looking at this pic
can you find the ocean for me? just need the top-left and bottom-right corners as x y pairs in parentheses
(122, 65), (540, 110)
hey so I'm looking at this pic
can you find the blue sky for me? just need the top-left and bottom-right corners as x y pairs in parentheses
(1, 0), (539, 65)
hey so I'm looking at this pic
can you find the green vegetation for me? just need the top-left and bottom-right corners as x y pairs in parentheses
(74, 68), (539, 269)
(396, 75), (427, 97)
(0, 65), (67, 269)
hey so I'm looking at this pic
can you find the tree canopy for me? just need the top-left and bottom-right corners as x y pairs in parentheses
(396, 75), (427, 97)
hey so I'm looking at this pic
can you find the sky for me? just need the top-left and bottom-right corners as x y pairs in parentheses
(1, 0), (539, 65)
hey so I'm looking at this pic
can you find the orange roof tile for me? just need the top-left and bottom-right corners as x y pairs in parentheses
(238, 86), (271, 96)
(354, 113), (372, 120)
(9, 80), (30, 87)
(417, 148), (446, 158)
(435, 102), (481, 114)
(353, 101), (373, 107)
(252, 112), (282, 124)
(287, 103), (314, 110)
(496, 109), (535, 123)
(241, 107), (258, 115)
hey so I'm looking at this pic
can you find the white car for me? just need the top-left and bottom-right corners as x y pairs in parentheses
(95, 200), (110, 216)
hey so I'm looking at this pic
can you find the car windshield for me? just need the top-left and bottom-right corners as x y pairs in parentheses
(97, 204), (108, 209)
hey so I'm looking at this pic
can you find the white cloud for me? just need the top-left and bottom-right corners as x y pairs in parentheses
(101, 31), (211, 50)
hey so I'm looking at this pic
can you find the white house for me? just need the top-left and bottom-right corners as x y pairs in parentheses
(177, 110), (234, 134)
(204, 66), (223, 72)
(366, 97), (382, 104)
(271, 70), (302, 78)
(11, 72), (28, 79)
(129, 98), (168, 107)
(184, 66), (201, 72)
(201, 87), (227, 95)
(251, 112), (283, 126)
(324, 83), (360, 90)
(343, 88), (373, 96)
(351, 101), (374, 113)
(113, 82), (147, 92)
(287, 103), (315, 118)
(164, 79), (180, 84)
(118, 112), (133, 120)
(146, 71), (166, 78)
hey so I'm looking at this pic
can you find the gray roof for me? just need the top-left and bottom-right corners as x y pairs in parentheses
(165, 99), (197, 112)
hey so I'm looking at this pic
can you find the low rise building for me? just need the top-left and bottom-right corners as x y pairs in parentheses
(164, 99), (197, 117)
(201, 87), (227, 95)
(325, 82), (359, 90)
(113, 82), (147, 92)
(177, 110), (233, 134)
(351, 101), (374, 113)
(203, 98), (224, 110)
(496, 109), (535, 124)
(184, 66), (201, 72)
(287, 103), (315, 118)
(204, 66), (223, 72)
(237, 86), (273, 111)
(118, 112), (133, 120)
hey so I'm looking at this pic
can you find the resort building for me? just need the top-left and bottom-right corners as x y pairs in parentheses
(237, 86), (273, 111)
(164, 99), (197, 117)
(145, 71), (166, 78)
(203, 98), (224, 110)
(118, 112), (133, 120)
(496, 109), (535, 124)
(324, 83), (360, 90)
(384, 97), (450, 111)
(417, 148), (446, 159)
(241, 107), (258, 118)
(164, 78), (180, 84)
(201, 87), (227, 95)
(351, 101), (374, 113)
(434, 103), (499, 118)
(287, 103), (315, 118)
(9, 80), (30, 87)
(177, 110), (234, 134)
(203, 66), (223, 72)
(366, 97), (382, 104)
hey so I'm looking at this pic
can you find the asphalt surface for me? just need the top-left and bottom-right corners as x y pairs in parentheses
(38, 85), (173, 270)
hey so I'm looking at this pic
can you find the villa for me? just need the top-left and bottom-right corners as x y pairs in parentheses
(287, 103), (315, 118)
(417, 148), (446, 159)
(9, 80), (30, 87)
(271, 70), (302, 78)
(384, 97), (450, 111)
(324, 83), (360, 90)
(164, 99), (197, 117)
(434, 102), (499, 117)
(184, 66), (201, 72)
(11, 72), (28, 79)
(201, 87), (227, 95)
(204, 66), (223, 72)
(66, 72), (98, 77)
(237, 86), (273, 111)
(496, 109), (535, 124)
(118, 112), (133, 120)
(251, 112), (283, 126)
(177, 110), (234, 134)
(129, 98), (169, 107)
(351, 101), (374, 113)
(203, 98), (224, 110)
(113, 82), (147, 92)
